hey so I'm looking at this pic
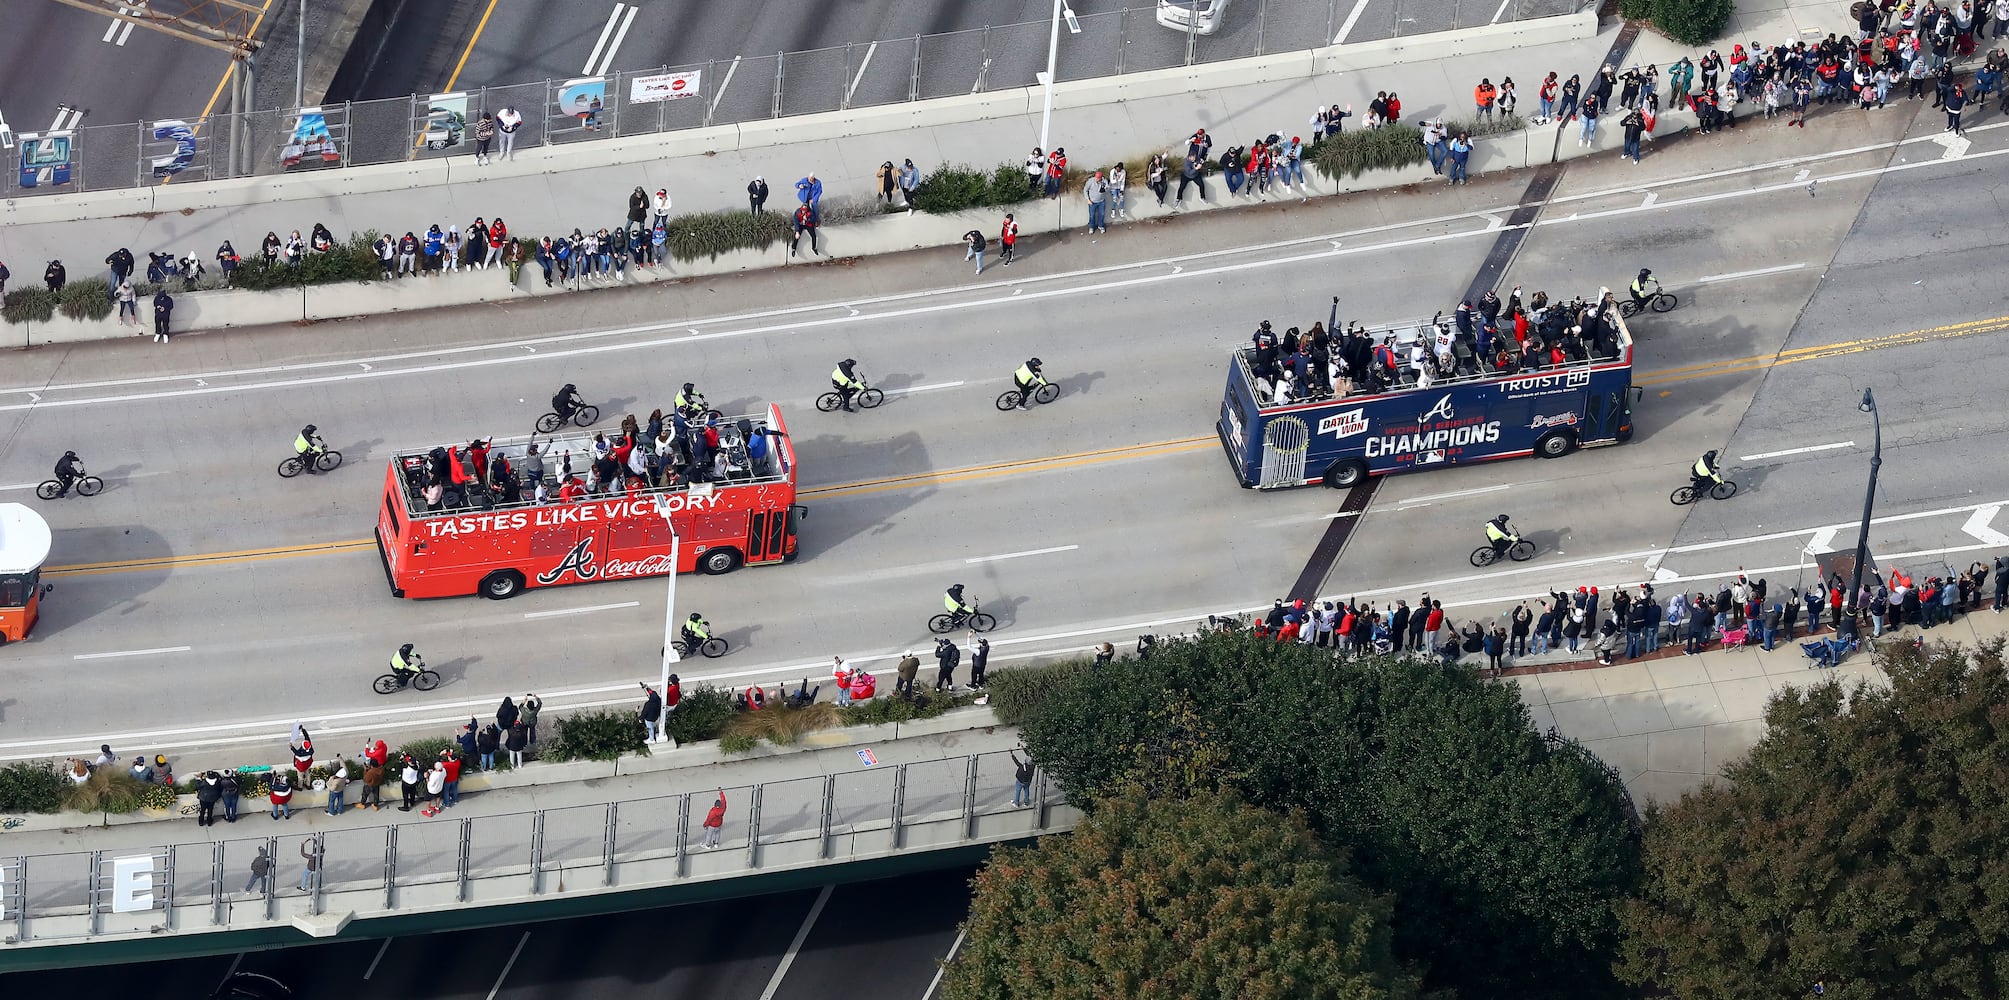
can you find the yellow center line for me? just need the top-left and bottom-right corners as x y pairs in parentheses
(41, 310), (2001, 577)
(408, 0), (501, 160)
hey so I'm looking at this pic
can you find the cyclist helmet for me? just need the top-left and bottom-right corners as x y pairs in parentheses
(1027, 358), (1043, 370)
(399, 643), (414, 657)
(563, 383), (576, 392)
(1637, 267), (1652, 281)
(303, 424), (317, 435)
(841, 359), (856, 368)
(1492, 514), (1510, 525)
(682, 382), (695, 394)
(949, 583), (966, 596)
(1703, 450), (1717, 463)
(63, 450), (76, 459)
(687, 612), (704, 623)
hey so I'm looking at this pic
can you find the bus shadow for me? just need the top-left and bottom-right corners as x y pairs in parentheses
(29, 525), (175, 641)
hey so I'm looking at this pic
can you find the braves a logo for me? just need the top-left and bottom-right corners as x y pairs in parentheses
(537, 538), (600, 585)
(1419, 394), (1456, 423)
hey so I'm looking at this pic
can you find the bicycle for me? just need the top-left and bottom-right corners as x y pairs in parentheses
(1670, 479), (1739, 505)
(36, 475), (104, 499)
(277, 449), (344, 478)
(1470, 538), (1537, 567)
(995, 381), (1060, 411)
(672, 634), (729, 658)
(1618, 286), (1678, 317)
(535, 403), (601, 434)
(930, 599), (998, 634)
(817, 384), (885, 412)
(372, 666), (441, 694)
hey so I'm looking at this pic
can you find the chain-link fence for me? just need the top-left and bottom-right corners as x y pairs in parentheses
(0, 0), (1587, 199)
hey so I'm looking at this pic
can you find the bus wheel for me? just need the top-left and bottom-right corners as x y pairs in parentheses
(479, 570), (525, 600)
(699, 548), (743, 575)
(1323, 460), (1368, 489)
(1535, 431), (1576, 459)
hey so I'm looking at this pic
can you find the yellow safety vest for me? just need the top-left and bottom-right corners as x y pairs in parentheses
(831, 367), (859, 388)
(1485, 523), (1511, 544)
(945, 593), (966, 613)
(686, 620), (710, 640)
(1014, 365), (1037, 387)
(1693, 456), (1713, 478)
(296, 433), (314, 455)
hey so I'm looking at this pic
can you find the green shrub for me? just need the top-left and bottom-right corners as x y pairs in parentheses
(1307, 124), (1428, 180)
(726, 702), (840, 746)
(2, 288), (58, 324)
(986, 661), (1090, 726)
(57, 279), (114, 321)
(0, 761), (68, 813)
(665, 685), (737, 744)
(65, 768), (146, 815)
(1439, 112), (1527, 140)
(542, 708), (649, 762)
(839, 691), (977, 726)
(136, 782), (179, 811)
(719, 732), (759, 755)
(661, 209), (792, 262)
(910, 163), (1000, 214)
(1627, 0), (1733, 44)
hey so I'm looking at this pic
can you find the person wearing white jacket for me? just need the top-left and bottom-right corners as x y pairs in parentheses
(651, 189), (672, 228)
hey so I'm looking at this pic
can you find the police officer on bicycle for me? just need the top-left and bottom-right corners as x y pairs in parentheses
(681, 612), (712, 652)
(1629, 268), (1658, 311)
(295, 425), (328, 474)
(945, 584), (975, 621)
(53, 451), (84, 497)
(1692, 450), (1724, 489)
(1012, 358), (1046, 411)
(552, 384), (583, 424)
(390, 644), (424, 686)
(831, 359), (865, 412)
(1483, 514), (1519, 559)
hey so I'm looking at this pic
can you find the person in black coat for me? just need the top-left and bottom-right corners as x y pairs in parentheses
(195, 771), (221, 826)
(747, 176), (769, 214)
(151, 289), (174, 343)
(475, 724), (501, 770)
(1389, 601), (1412, 652)
(934, 637), (960, 691)
(106, 247), (135, 285)
(496, 696), (520, 732)
(45, 259), (66, 292)
(504, 721), (528, 768)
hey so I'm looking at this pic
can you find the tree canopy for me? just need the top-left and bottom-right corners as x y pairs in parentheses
(942, 788), (1418, 1000)
(1013, 631), (1641, 999)
(1619, 638), (2009, 999)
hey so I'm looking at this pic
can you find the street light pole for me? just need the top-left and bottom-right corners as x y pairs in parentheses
(296, 0), (306, 110)
(1039, 0), (1063, 153)
(1843, 388), (1881, 640)
(655, 502), (681, 742)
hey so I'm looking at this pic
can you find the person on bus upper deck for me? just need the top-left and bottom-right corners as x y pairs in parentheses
(468, 438), (492, 483)
(558, 476), (586, 502)
(1251, 320), (1278, 376)
(1478, 290), (1501, 326)
(1454, 300), (1476, 337)
(520, 444), (544, 488)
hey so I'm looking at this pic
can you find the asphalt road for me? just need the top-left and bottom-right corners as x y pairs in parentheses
(2, 98), (2007, 778)
(0, 866), (977, 1000)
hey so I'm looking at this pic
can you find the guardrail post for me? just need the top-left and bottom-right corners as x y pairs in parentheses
(529, 810), (545, 894)
(1116, 8), (1128, 75)
(1256, 0), (1269, 56)
(674, 793), (690, 878)
(211, 843), (226, 927)
(12, 856), (26, 941)
(817, 775), (835, 859)
(702, 59), (717, 127)
(161, 847), (177, 929)
(310, 832), (324, 916)
(840, 44), (854, 111)
(962, 755), (979, 840)
(264, 836), (278, 921)
(1036, 771), (1051, 829)
(603, 801), (618, 886)
(976, 27), (992, 93)
(134, 121), (145, 188)
(456, 819), (472, 902)
(383, 826), (397, 911)
(744, 783), (764, 868)
(908, 35), (921, 102)
(888, 764), (907, 850)
(772, 51), (785, 118)
(88, 849), (102, 936)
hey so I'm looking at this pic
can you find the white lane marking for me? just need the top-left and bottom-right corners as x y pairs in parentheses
(48, 107), (83, 132)
(846, 41), (878, 104)
(363, 938), (393, 980)
(758, 884), (833, 1000)
(1805, 527), (1839, 554)
(1490, 0), (1513, 23)
(710, 55), (742, 115)
(1963, 505), (2009, 546)
(486, 931), (531, 1000)
(1697, 263), (1806, 283)
(967, 544), (1079, 564)
(1739, 441), (1853, 461)
(920, 927), (968, 1000)
(583, 4), (632, 76)
(0, 482), (44, 492)
(892, 380), (965, 395)
(1334, 0), (1375, 43)
(104, 2), (147, 45)
(74, 645), (192, 660)
(1398, 483), (1511, 505)
(522, 601), (640, 619)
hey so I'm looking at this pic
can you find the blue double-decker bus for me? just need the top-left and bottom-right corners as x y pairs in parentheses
(1218, 312), (1638, 489)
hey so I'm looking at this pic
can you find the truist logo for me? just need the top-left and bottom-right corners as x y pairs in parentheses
(1529, 412), (1579, 430)
(537, 539), (599, 585)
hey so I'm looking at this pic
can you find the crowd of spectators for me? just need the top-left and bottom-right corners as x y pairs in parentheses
(1245, 286), (1622, 406)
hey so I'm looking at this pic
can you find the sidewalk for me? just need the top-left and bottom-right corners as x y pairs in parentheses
(1508, 602), (2007, 805)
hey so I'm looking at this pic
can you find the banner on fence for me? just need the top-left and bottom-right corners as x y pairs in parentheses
(282, 109), (340, 168)
(630, 70), (702, 103)
(19, 132), (73, 188)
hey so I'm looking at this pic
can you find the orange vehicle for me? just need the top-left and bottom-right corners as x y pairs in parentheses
(376, 405), (801, 599)
(0, 503), (53, 644)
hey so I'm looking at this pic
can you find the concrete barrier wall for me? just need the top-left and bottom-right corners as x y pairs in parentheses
(0, 10), (1617, 345)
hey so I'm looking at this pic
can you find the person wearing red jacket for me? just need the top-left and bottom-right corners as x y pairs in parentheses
(1424, 601), (1446, 649)
(441, 751), (464, 807)
(702, 788), (727, 848)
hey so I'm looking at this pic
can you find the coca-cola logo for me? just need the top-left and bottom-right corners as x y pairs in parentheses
(602, 553), (676, 577)
(537, 538), (676, 585)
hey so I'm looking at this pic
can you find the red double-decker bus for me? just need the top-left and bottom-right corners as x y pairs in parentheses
(376, 405), (801, 599)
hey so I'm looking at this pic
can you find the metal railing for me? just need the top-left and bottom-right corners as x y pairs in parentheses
(0, 0), (1582, 199)
(0, 749), (1069, 947)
